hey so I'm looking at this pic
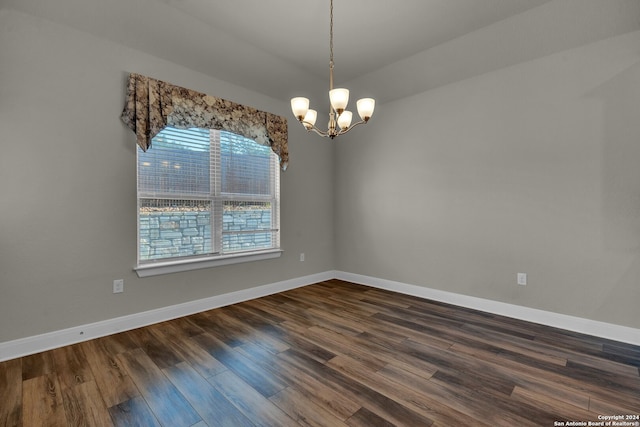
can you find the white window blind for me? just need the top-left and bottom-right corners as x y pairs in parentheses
(137, 127), (280, 267)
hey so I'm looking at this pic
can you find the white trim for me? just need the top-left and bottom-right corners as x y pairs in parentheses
(334, 271), (640, 346)
(0, 271), (334, 362)
(135, 249), (283, 277)
(2, 269), (639, 362)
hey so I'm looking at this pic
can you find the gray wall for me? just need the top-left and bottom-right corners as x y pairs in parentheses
(2, 3), (640, 345)
(336, 30), (640, 329)
(0, 9), (334, 342)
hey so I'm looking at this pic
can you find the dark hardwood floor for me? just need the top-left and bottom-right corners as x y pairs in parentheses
(1, 279), (639, 426)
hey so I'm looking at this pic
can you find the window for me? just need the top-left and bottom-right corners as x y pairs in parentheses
(136, 127), (280, 276)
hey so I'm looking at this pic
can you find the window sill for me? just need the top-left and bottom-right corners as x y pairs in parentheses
(135, 249), (283, 278)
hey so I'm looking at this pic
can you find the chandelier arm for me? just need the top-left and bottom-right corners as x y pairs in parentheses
(336, 119), (368, 136)
(300, 121), (330, 137)
(298, 117), (369, 138)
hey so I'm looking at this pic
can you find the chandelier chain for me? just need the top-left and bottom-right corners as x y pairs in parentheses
(329, 0), (334, 67)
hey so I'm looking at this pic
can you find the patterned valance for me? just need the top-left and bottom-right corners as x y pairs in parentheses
(121, 73), (288, 170)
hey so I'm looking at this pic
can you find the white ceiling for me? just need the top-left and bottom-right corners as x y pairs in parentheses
(2, 0), (639, 104)
(154, 0), (551, 82)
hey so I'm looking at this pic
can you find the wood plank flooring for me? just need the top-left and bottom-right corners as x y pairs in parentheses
(1, 279), (639, 426)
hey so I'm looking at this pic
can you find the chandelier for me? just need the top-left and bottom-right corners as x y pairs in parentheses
(290, 0), (375, 139)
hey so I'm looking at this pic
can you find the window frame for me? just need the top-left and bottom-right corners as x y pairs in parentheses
(135, 127), (281, 278)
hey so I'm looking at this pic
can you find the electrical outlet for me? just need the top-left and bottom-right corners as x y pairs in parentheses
(300, 253), (305, 262)
(517, 273), (527, 286)
(113, 279), (124, 293)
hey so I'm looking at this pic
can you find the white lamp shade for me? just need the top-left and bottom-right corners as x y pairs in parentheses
(357, 98), (375, 121)
(303, 109), (317, 129)
(329, 88), (349, 113)
(291, 97), (310, 120)
(337, 111), (352, 130)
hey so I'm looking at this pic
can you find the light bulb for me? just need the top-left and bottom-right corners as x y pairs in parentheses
(291, 97), (309, 121)
(357, 98), (375, 121)
(329, 88), (349, 114)
(337, 111), (352, 130)
(303, 109), (317, 130)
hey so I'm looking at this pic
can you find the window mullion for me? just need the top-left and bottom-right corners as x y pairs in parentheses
(272, 154), (281, 248)
(211, 129), (223, 254)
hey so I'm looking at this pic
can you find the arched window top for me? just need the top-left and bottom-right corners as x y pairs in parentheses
(121, 73), (288, 171)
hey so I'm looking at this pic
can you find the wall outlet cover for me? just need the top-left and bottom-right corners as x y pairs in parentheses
(517, 273), (527, 286)
(113, 279), (124, 293)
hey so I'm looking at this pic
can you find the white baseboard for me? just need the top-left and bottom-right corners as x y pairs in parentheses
(2, 269), (638, 362)
(0, 271), (334, 362)
(334, 271), (640, 346)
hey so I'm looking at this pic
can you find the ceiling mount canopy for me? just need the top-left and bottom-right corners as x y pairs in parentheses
(290, 0), (375, 139)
